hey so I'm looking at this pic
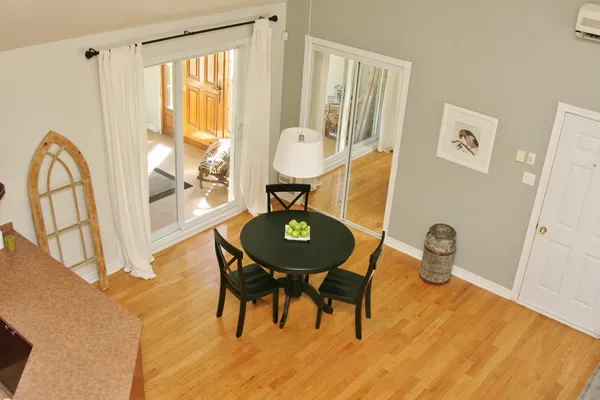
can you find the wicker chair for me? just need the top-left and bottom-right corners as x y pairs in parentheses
(197, 139), (230, 189)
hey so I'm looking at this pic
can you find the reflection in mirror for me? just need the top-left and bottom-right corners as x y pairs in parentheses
(305, 49), (403, 234)
(344, 67), (401, 233)
(306, 51), (354, 218)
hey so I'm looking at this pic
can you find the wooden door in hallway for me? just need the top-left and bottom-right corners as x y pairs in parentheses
(161, 63), (174, 136)
(183, 52), (230, 149)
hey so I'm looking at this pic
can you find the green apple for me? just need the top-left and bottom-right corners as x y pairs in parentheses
(286, 226), (294, 236)
(291, 230), (300, 238)
(299, 221), (308, 230)
(289, 220), (298, 229)
(300, 229), (309, 238)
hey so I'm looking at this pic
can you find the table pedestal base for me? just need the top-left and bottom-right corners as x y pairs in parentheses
(277, 275), (333, 329)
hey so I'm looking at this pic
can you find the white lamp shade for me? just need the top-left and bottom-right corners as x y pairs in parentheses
(273, 127), (324, 178)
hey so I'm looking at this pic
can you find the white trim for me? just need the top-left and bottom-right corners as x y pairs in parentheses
(384, 236), (422, 259)
(299, 36), (412, 236)
(517, 299), (600, 338)
(384, 236), (512, 300)
(76, 261), (123, 284)
(151, 205), (244, 253)
(512, 102), (600, 300)
(309, 37), (412, 71)
(144, 38), (251, 68)
(451, 266), (512, 300)
(382, 64), (411, 235)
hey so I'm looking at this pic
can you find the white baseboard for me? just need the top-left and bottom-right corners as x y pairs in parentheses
(76, 260), (123, 284)
(384, 236), (512, 300)
(384, 237), (423, 259)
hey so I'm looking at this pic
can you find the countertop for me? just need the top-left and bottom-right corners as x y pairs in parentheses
(0, 223), (143, 400)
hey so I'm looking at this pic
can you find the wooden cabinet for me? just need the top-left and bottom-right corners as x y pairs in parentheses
(0, 318), (32, 396)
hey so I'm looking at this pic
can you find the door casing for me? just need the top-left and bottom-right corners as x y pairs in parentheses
(513, 102), (600, 338)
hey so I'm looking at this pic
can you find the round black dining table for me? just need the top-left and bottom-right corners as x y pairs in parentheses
(240, 210), (355, 328)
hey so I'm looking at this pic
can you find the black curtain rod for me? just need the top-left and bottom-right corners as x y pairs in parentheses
(85, 15), (278, 59)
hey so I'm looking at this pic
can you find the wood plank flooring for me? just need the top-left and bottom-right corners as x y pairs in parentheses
(310, 151), (393, 233)
(105, 212), (600, 399)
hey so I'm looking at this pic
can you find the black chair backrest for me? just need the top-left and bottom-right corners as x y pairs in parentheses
(266, 184), (311, 212)
(214, 229), (246, 296)
(359, 232), (386, 298)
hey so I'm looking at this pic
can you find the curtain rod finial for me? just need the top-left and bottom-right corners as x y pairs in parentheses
(85, 48), (100, 60)
(269, 15), (278, 22)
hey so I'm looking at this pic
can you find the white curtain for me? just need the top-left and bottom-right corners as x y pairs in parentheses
(98, 44), (156, 280)
(354, 66), (383, 143)
(240, 19), (272, 215)
(378, 70), (402, 152)
(309, 52), (330, 135)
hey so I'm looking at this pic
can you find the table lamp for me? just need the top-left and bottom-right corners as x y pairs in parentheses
(273, 127), (324, 178)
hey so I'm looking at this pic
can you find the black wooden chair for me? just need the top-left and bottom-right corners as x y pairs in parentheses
(316, 232), (385, 340)
(266, 183), (311, 212)
(266, 183), (311, 283)
(214, 229), (280, 337)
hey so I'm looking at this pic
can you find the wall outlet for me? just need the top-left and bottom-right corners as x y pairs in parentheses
(527, 152), (536, 166)
(516, 149), (527, 163)
(522, 171), (536, 186)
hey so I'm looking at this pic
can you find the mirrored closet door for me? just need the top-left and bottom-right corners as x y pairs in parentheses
(301, 40), (409, 236)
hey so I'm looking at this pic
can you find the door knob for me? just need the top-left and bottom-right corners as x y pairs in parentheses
(538, 226), (548, 235)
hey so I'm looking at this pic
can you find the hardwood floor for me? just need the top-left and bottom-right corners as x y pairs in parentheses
(105, 212), (600, 399)
(311, 151), (393, 233)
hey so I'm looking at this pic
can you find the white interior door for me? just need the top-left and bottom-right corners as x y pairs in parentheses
(520, 113), (600, 335)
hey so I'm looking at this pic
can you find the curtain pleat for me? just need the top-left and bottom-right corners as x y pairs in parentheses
(98, 45), (156, 280)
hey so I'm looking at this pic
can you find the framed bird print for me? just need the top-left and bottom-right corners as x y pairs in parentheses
(436, 103), (499, 174)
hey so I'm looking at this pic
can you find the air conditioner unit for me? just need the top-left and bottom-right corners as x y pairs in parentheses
(576, 4), (600, 42)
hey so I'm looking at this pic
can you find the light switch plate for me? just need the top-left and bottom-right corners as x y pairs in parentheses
(282, 31), (289, 41)
(527, 152), (536, 166)
(516, 149), (527, 163)
(522, 171), (536, 186)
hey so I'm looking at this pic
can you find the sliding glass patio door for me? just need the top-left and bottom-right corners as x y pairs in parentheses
(144, 46), (243, 242)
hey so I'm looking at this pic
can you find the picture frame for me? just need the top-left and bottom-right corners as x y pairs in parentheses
(436, 103), (499, 174)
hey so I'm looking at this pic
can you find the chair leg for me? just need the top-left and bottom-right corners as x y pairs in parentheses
(355, 304), (362, 340)
(236, 301), (247, 338)
(316, 295), (324, 329)
(305, 275), (309, 283)
(273, 290), (279, 324)
(252, 299), (257, 304)
(327, 298), (333, 307)
(270, 269), (274, 277)
(366, 282), (372, 319)
(216, 283), (226, 318)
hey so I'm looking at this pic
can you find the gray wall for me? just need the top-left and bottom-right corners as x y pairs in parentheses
(280, 0), (600, 288)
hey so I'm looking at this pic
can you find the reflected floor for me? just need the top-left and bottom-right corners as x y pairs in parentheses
(310, 150), (393, 233)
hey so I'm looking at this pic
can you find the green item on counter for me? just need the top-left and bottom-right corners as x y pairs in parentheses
(5, 235), (16, 252)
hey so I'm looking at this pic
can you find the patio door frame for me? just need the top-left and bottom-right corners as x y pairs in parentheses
(144, 37), (250, 252)
(299, 36), (412, 237)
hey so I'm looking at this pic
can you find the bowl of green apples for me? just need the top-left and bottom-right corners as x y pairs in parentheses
(284, 219), (310, 241)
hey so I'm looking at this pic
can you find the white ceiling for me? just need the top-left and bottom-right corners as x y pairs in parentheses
(0, 0), (275, 52)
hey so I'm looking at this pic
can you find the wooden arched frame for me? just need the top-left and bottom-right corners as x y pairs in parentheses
(28, 131), (109, 290)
